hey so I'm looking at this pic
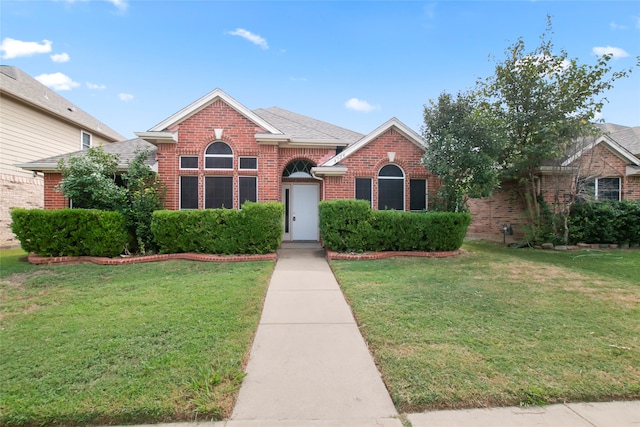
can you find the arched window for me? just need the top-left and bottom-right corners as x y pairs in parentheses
(205, 141), (233, 169)
(378, 164), (404, 210)
(283, 159), (315, 178)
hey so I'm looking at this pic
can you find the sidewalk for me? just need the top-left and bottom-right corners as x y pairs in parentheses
(228, 242), (401, 427)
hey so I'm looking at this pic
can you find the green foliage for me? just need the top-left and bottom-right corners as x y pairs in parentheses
(319, 200), (471, 252)
(568, 200), (640, 244)
(56, 147), (165, 254)
(57, 146), (126, 210)
(151, 202), (284, 255)
(422, 91), (505, 212)
(10, 208), (129, 257)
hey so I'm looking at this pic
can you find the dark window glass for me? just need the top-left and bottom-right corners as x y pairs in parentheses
(283, 159), (315, 177)
(180, 176), (198, 209)
(355, 178), (372, 204)
(205, 156), (233, 169)
(598, 177), (620, 200)
(205, 176), (233, 209)
(378, 179), (404, 210)
(205, 141), (232, 155)
(180, 156), (198, 169)
(82, 131), (92, 150)
(239, 157), (258, 170)
(379, 164), (403, 177)
(239, 177), (257, 206)
(410, 179), (427, 211)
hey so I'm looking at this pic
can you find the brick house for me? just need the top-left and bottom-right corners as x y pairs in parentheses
(21, 88), (438, 242)
(1, 66), (123, 247)
(467, 123), (640, 241)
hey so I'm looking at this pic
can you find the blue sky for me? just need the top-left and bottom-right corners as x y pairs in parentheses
(2, 1), (639, 140)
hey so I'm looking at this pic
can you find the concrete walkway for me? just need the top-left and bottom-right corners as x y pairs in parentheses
(115, 243), (640, 427)
(227, 242), (401, 427)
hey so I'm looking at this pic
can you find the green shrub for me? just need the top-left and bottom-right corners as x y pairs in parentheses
(568, 200), (640, 244)
(151, 202), (284, 255)
(10, 208), (129, 257)
(319, 200), (471, 252)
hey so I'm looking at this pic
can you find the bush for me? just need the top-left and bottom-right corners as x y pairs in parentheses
(10, 208), (130, 257)
(319, 200), (471, 252)
(568, 200), (640, 244)
(151, 202), (284, 255)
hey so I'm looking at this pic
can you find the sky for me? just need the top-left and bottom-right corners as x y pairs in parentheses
(1, 0), (639, 140)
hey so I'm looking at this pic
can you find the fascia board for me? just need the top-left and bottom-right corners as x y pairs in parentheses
(15, 162), (60, 172)
(322, 118), (425, 167)
(148, 88), (282, 135)
(134, 131), (178, 145)
(626, 165), (640, 176)
(311, 166), (348, 177)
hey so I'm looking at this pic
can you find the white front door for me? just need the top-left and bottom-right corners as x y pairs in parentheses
(282, 184), (319, 241)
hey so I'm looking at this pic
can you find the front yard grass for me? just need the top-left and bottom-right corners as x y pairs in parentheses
(0, 249), (273, 426)
(330, 241), (640, 413)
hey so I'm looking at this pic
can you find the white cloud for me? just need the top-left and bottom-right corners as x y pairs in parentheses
(609, 21), (627, 31)
(119, 93), (134, 102)
(592, 46), (629, 59)
(0, 38), (52, 59)
(345, 98), (380, 112)
(227, 28), (269, 50)
(87, 82), (106, 90)
(51, 52), (70, 63)
(34, 72), (80, 91)
(106, 0), (128, 11)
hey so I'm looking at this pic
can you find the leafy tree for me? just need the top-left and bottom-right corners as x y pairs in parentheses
(479, 17), (635, 237)
(57, 146), (164, 254)
(422, 91), (505, 212)
(57, 146), (125, 210)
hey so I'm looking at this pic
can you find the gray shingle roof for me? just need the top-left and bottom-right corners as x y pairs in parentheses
(17, 138), (156, 172)
(597, 123), (640, 156)
(253, 107), (364, 144)
(0, 65), (124, 141)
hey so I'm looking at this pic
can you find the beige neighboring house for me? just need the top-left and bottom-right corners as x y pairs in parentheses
(0, 65), (124, 247)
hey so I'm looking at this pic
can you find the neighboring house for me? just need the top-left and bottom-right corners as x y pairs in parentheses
(467, 123), (640, 241)
(20, 88), (438, 242)
(1, 65), (124, 247)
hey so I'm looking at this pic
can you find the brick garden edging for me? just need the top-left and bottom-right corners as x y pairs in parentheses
(325, 249), (466, 260)
(27, 252), (277, 265)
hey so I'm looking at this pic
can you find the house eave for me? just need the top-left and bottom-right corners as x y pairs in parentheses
(311, 165), (348, 177)
(255, 133), (350, 148)
(135, 131), (178, 145)
(627, 165), (640, 176)
(536, 165), (579, 175)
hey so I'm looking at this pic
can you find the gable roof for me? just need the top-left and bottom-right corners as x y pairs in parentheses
(322, 117), (425, 167)
(561, 124), (640, 168)
(16, 138), (157, 172)
(0, 65), (124, 142)
(146, 88), (282, 135)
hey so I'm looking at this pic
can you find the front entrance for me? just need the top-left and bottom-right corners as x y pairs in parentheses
(282, 183), (319, 241)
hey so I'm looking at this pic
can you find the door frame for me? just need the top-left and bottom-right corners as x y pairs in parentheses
(281, 182), (319, 242)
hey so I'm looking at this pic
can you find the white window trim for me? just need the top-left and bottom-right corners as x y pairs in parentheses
(595, 177), (621, 201)
(204, 141), (234, 170)
(377, 164), (406, 211)
(179, 176), (199, 210)
(179, 155), (199, 170)
(239, 156), (258, 170)
(238, 176), (258, 207)
(81, 130), (92, 150)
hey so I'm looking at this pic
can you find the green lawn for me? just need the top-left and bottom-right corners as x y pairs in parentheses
(0, 249), (273, 426)
(330, 241), (640, 413)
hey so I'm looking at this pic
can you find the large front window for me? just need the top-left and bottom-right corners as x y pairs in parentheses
(205, 176), (233, 209)
(239, 176), (257, 206)
(205, 141), (233, 169)
(180, 176), (199, 209)
(581, 177), (621, 201)
(355, 178), (372, 206)
(378, 164), (404, 210)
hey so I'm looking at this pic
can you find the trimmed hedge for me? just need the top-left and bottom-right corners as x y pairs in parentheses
(319, 199), (471, 253)
(151, 202), (284, 255)
(568, 200), (640, 245)
(10, 208), (130, 257)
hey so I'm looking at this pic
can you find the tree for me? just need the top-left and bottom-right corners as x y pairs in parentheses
(422, 91), (505, 212)
(57, 146), (164, 254)
(479, 17), (635, 238)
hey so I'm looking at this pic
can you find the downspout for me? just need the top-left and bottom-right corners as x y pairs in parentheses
(310, 169), (325, 201)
